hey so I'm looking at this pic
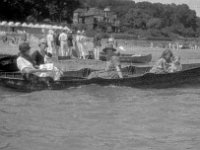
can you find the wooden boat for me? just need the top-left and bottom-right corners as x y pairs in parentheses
(0, 54), (18, 72)
(99, 52), (152, 63)
(1, 64), (200, 92)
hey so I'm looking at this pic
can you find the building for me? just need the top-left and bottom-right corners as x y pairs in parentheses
(73, 7), (120, 32)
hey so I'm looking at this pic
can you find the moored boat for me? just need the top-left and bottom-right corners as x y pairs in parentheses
(99, 52), (152, 63)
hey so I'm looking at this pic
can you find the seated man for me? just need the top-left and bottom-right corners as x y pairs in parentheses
(17, 42), (62, 81)
(32, 38), (52, 66)
(88, 44), (123, 79)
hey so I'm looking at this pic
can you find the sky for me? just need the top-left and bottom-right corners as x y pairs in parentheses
(134, 0), (200, 17)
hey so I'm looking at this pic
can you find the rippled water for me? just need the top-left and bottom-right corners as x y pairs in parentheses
(0, 85), (200, 150)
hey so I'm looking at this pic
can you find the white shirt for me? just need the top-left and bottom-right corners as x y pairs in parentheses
(17, 56), (35, 72)
(59, 32), (68, 42)
(47, 34), (54, 44)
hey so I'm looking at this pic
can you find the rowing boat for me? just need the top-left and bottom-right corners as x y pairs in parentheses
(0, 65), (200, 92)
(99, 52), (152, 63)
(0, 54), (18, 72)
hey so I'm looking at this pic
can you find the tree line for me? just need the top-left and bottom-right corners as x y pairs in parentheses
(0, 0), (200, 38)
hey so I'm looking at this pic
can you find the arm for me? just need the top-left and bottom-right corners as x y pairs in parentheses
(22, 68), (49, 74)
(116, 66), (123, 78)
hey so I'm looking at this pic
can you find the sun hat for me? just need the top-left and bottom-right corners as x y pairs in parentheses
(19, 42), (31, 53)
(103, 43), (116, 53)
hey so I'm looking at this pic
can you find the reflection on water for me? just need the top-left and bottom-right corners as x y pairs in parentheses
(0, 85), (200, 150)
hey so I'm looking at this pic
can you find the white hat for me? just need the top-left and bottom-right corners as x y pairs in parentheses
(77, 30), (81, 34)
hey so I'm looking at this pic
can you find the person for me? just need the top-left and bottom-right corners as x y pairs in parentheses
(88, 43), (123, 79)
(32, 38), (48, 66)
(168, 56), (182, 73)
(17, 42), (62, 81)
(76, 30), (86, 59)
(150, 49), (174, 74)
(93, 30), (102, 60)
(54, 30), (60, 56)
(17, 42), (48, 74)
(67, 30), (73, 57)
(59, 30), (68, 57)
(46, 30), (54, 55)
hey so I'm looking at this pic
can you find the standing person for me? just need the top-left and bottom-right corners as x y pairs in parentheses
(76, 30), (85, 59)
(67, 30), (73, 58)
(54, 30), (60, 56)
(93, 30), (102, 60)
(46, 30), (54, 55)
(59, 30), (68, 57)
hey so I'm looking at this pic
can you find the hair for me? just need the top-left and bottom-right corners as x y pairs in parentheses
(160, 49), (174, 62)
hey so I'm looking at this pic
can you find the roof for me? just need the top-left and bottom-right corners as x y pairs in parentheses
(104, 7), (111, 12)
(74, 8), (87, 13)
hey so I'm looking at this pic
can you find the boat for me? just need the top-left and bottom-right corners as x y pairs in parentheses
(0, 64), (200, 92)
(99, 52), (152, 63)
(0, 54), (18, 72)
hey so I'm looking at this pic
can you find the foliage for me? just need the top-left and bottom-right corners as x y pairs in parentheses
(0, 0), (200, 38)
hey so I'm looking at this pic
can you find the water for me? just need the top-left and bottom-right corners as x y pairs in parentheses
(0, 85), (200, 150)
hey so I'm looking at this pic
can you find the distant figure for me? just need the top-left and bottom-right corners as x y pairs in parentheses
(93, 30), (102, 60)
(46, 30), (54, 55)
(76, 30), (86, 59)
(67, 31), (73, 57)
(150, 49), (174, 74)
(54, 30), (60, 56)
(168, 56), (182, 73)
(59, 30), (68, 56)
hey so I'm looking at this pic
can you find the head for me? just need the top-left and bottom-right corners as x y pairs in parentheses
(103, 43), (116, 56)
(48, 29), (54, 35)
(19, 42), (31, 56)
(77, 30), (81, 35)
(161, 49), (174, 62)
(39, 38), (48, 51)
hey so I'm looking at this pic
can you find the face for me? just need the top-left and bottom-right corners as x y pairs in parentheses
(39, 43), (47, 51)
(25, 49), (31, 56)
(164, 53), (172, 61)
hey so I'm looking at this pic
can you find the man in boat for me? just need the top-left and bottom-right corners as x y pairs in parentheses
(17, 42), (62, 81)
(32, 38), (49, 66)
(88, 43), (123, 79)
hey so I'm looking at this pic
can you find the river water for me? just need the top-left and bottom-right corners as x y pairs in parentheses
(0, 85), (200, 150)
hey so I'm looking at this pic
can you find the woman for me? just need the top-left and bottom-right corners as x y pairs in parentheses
(150, 49), (174, 74)
(17, 42), (62, 81)
(88, 44), (123, 79)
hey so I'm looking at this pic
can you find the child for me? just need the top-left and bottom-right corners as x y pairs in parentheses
(168, 56), (182, 73)
(150, 49), (174, 74)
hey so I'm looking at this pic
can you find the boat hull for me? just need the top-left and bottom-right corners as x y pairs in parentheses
(1, 66), (200, 92)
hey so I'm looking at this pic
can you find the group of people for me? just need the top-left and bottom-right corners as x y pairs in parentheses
(16, 31), (183, 81)
(45, 29), (92, 59)
(150, 49), (182, 74)
(17, 40), (63, 81)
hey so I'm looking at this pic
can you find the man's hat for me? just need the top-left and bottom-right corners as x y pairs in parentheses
(103, 43), (116, 53)
(19, 42), (31, 53)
